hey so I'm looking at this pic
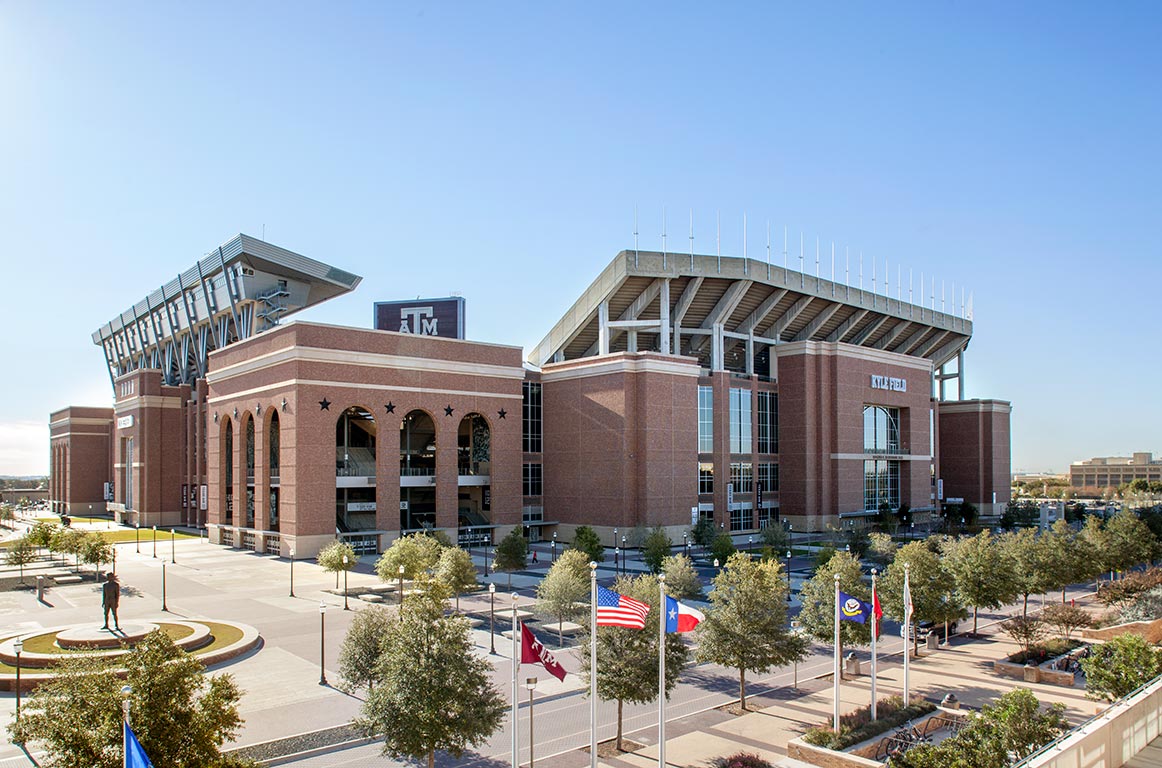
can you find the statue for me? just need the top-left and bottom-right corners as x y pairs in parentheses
(102, 572), (121, 631)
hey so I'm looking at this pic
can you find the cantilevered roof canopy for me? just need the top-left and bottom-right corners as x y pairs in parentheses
(530, 250), (972, 376)
(92, 234), (361, 387)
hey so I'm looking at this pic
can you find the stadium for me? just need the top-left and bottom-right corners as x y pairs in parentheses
(49, 235), (1010, 557)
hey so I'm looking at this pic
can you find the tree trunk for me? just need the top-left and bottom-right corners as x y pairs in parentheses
(1062, 586), (1067, 604)
(455, 591), (460, 613)
(973, 606), (978, 634)
(739, 667), (747, 710)
(1022, 592), (1029, 619)
(616, 697), (624, 751)
(427, 750), (434, 768)
(558, 618), (564, 646)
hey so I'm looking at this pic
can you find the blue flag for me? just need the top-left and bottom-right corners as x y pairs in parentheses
(838, 591), (872, 624)
(125, 722), (154, 768)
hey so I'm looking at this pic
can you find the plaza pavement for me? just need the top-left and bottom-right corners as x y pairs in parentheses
(0, 522), (1103, 767)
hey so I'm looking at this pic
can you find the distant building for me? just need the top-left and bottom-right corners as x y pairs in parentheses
(1070, 453), (1162, 489)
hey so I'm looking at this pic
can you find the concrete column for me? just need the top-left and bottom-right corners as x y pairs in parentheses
(957, 350), (965, 399)
(659, 280), (671, 354)
(598, 302), (609, 356)
(745, 333), (755, 376)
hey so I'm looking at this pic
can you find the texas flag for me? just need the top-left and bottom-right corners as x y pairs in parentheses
(664, 595), (705, 633)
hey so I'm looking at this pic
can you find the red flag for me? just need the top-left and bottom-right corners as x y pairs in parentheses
(520, 623), (566, 682)
(873, 589), (884, 639)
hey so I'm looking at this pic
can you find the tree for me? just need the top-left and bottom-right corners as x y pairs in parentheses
(941, 531), (1019, 633)
(641, 527), (672, 573)
(570, 525), (605, 563)
(1104, 510), (1156, 575)
(1040, 603), (1093, 640)
(5, 536), (36, 583)
(338, 605), (395, 693)
(27, 520), (57, 553)
(434, 547), (477, 612)
(759, 524), (789, 554)
(1080, 514), (1112, 581)
(357, 590), (505, 768)
(579, 574), (689, 750)
(0, 503), (14, 529)
(81, 534), (113, 581)
(536, 550), (590, 644)
(879, 542), (960, 656)
(797, 551), (870, 649)
(8, 631), (247, 768)
(865, 532), (898, 569)
(493, 527), (528, 588)
(50, 527), (86, 572)
(318, 540), (358, 589)
(812, 545), (837, 573)
(710, 532), (736, 565)
(1000, 529), (1053, 618)
(661, 554), (703, 601)
(696, 553), (807, 710)
(842, 527), (871, 558)
(999, 615), (1046, 656)
(374, 533), (443, 582)
(691, 517), (717, 550)
(1081, 634), (1162, 701)
(891, 688), (1067, 768)
(1042, 519), (1095, 602)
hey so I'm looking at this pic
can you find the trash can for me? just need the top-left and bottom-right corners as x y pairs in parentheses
(844, 652), (861, 676)
(926, 632), (939, 650)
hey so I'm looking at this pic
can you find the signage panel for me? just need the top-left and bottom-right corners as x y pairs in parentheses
(199, 485), (207, 511)
(869, 375), (907, 392)
(117, 415), (135, 429)
(374, 297), (465, 339)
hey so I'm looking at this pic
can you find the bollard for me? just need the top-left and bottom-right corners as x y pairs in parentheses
(37, 575), (45, 602)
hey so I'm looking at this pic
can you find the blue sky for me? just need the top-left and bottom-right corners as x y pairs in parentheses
(1, 2), (1159, 475)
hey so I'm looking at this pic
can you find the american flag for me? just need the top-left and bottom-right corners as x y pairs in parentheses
(596, 585), (650, 629)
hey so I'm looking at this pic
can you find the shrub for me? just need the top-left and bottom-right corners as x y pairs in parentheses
(1007, 637), (1083, 666)
(802, 696), (935, 750)
(1096, 567), (1162, 606)
(712, 753), (772, 768)
(1117, 585), (1162, 624)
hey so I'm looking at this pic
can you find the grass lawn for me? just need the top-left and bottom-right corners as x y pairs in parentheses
(0, 622), (238, 674)
(99, 529), (201, 544)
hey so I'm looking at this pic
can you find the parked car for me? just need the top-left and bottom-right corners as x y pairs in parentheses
(918, 619), (959, 640)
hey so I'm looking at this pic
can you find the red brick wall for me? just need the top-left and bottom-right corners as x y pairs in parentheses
(48, 406), (114, 514)
(937, 400), (1012, 515)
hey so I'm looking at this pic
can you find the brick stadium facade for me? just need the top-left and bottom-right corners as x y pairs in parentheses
(50, 237), (1012, 557)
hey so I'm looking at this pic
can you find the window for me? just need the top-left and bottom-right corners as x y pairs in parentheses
(757, 392), (778, 454)
(698, 386), (714, 453)
(729, 462), (753, 493)
(729, 388), (752, 454)
(758, 507), (774, 529)
(699, 463), (714, 494)
(758, 462), (779, 493)
(863, 405), (901, 453)
(523, 463), (543, 496)
(864, 459), (900, 511)
(523, 382), (542, 453)
(730, 506), (750, 532)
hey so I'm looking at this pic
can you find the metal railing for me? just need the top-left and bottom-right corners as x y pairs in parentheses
(873, 713), (966, 762)
(264, 534), (281, 555)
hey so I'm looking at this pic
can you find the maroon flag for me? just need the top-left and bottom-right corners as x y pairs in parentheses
(520, 623), (566, 682)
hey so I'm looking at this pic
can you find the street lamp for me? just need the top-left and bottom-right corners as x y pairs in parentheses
(135, 523), (140, 554)
(398, 564), (405, 607)
(289, 546), (295, 598)
(13, 638), (22, 723)
(748, 536), (753, 554)
(683, 532), (688, 556)
(342, 555), (350, 610)
(152, 525), (157, 558)
(161, 560), (168, 612)
(714, 558), (720, 573)
(910, 521), (915, 541)
(171, 529), (176, 563)
(621, 535), (627, 570)
(786, 550), (793, 600)
(318, 601), (328, 686)
(614, 546), (620, 577)
(489, 582), (497, 654)
(526, 676), (538, 768)
(552, 532), (557, 563)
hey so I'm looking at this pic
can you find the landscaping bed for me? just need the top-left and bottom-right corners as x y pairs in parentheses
(800, 696), (936, 752)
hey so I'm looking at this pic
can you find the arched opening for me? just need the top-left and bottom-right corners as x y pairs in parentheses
(268, 411), (280, 530)
(222, 418), (234, 524)
(243, 414), (256, 528)
(336, 406), (376, 533)
(400, 410), (436, 531)
(457, 413), (491, 532)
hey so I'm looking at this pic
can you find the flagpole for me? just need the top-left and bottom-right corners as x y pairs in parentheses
(871, 570), (878, 721)
(512, 593), (519, 768)
(658, 574), (666, 768)
(590, 562), (598, 768)
(903, 563), (911, 706)
(833, 574), (841, 731)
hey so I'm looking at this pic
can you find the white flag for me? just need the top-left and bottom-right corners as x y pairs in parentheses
(904, 580), (913, 620)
